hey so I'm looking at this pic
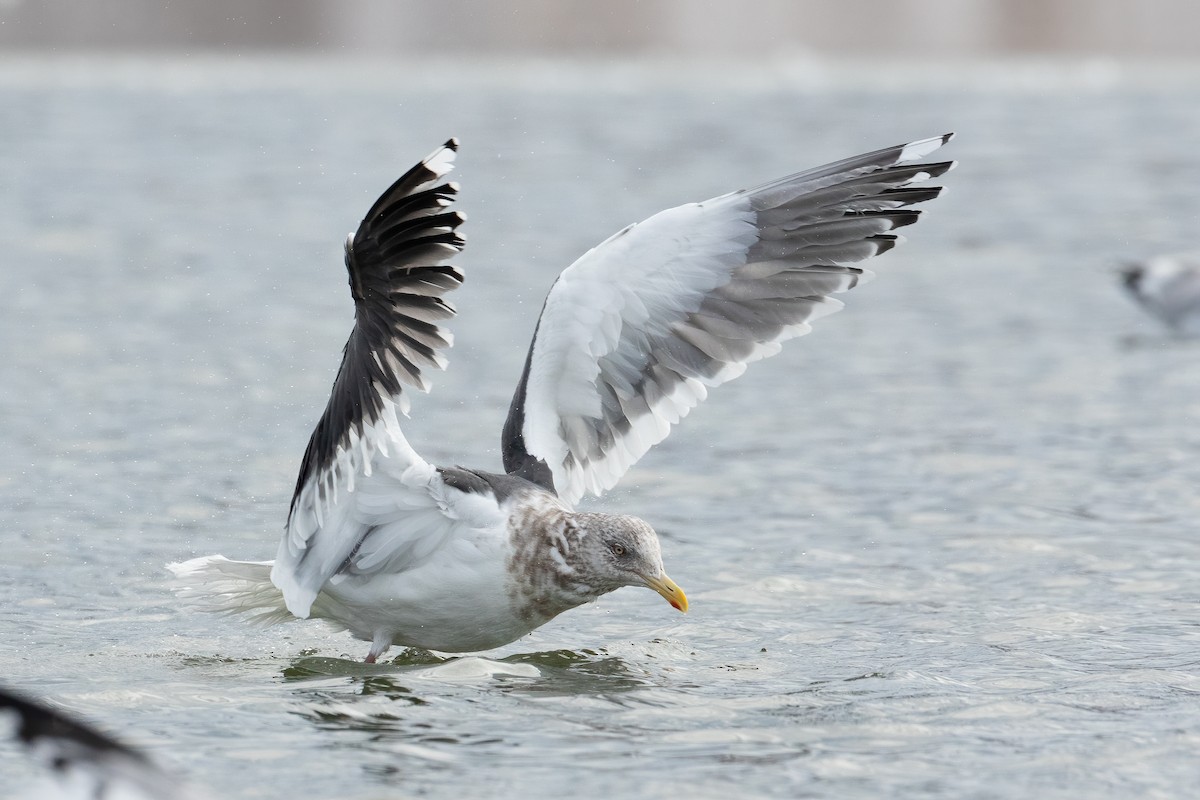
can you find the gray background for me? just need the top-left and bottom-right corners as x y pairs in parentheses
(2, 0), (1199, 57)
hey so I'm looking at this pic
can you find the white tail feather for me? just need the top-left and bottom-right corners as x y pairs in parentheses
(167, 555), (294, 626)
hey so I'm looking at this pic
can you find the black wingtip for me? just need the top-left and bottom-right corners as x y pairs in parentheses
(889, 209), (923, 229)
(879, 186), (944, 206)
(870, 234), (900, 256)
(942, 132), (955, 144)
(908, 160), (956, 179)
(444, 137), (460, 151)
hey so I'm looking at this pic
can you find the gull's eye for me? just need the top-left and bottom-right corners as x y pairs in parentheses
(609, 542), (626, 557)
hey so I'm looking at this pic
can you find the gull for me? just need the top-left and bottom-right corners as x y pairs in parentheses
(171, 133), (955, 662)
(1, 688), (204, 800)
(1119, 253), (1200, 335)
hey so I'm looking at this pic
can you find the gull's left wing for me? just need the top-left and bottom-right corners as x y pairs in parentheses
(502, 134), (955, 506)
(274, 139), (467, 616)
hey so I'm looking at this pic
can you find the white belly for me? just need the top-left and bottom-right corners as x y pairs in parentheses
(309, 536), (535, 653)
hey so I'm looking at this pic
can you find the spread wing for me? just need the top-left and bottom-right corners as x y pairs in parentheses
(273, 139), (474, 617)
(502, 134), (955, 506)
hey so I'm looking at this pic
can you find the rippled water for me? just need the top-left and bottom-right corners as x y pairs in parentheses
(1, 56), (1199, 799)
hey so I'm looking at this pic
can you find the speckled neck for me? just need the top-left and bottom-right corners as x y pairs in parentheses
(505, 494), (600, 625)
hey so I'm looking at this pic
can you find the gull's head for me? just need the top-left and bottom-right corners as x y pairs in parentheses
(571, 512), (688, 613)
(1116, 260), (1146, 292)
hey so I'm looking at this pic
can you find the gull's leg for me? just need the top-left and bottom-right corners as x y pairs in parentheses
(365, 632), (391, 663)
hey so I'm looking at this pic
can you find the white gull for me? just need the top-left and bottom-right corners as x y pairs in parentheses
(1119, 253), (1200, 335)
(171, 133), (955, 661)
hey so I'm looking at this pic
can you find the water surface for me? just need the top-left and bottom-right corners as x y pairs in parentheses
(1, 56), (1198, 799)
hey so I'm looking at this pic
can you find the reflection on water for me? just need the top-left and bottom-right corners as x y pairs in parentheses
(501, 649), (650, 695)
(280, 648), (656, 788)
(284, 647), (650, 707)
(283, 649), (447, 680)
